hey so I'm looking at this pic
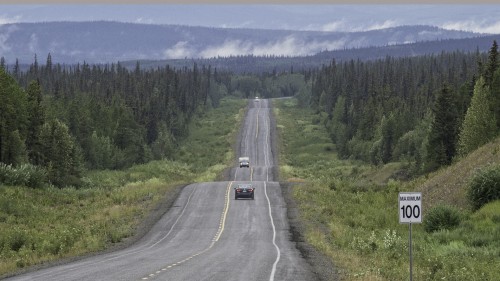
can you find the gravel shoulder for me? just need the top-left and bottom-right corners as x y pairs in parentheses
(267, 99), (340, 281)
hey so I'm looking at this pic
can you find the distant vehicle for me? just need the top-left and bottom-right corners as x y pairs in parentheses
(254, 96), (259, 101)
(234, 183), (255, 200)
(239, 157), (250, 168)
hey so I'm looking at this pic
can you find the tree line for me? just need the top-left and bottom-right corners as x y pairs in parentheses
(0, 53), (307, 188)
(309, 41), (500, 175)
(0, 55), (231, 187)
(3, 40), (496, 187)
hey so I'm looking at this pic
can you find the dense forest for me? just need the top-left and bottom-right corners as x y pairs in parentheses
(0, 55), (308, 188)
(309, 40), (500, 175)
(0, 56), (234, 187)
(1, 40), (499, 187)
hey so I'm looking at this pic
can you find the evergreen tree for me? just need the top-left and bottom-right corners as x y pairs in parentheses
(296, 80), (312, 108)
(7, 130), (28, 166)
(46, 53), (53, 72)
(0, 68), (28, 165)
(88, 131), (115, 169)
(379, 113), (396, 164)
(39, 119), (82, 187)
(491, 68), (500, 131)
(425, 84), (460, 170)
(484, 40), (498, 86)
(13, 59), (19, 79)
(26, 80), (46, 165)
(457, 77), (497, 157)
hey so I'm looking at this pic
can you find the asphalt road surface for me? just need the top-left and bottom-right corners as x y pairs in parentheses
(6, 98), (317, 281)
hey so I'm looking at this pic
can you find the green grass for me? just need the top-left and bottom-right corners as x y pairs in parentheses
(174, 97), (246, 179)
(417, 137), (500, 211)
(0, 97), (247, 277)
(274, 98), (500, 280)
(0, 178), (172, 273)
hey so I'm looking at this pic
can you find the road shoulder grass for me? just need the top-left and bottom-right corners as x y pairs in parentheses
(274, 98), (500, 281)
(0, 97), (247, 278)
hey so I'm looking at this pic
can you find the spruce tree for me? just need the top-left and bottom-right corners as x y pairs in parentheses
(39, 119), (82, 187)
(425, 84), (459, 170)
(0, 68), (28, 165)
(491, 69), (500, 131)
(379, 113), (396, 164)
(330, 95), (348, 158)
(7, 130), (28, 165)
(484, 40), (498, 86)
(26, 80), (45, 165)
(457, 77), (497, 157)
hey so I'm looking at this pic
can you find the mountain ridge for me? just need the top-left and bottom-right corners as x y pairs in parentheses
(0, 21), (488, 65)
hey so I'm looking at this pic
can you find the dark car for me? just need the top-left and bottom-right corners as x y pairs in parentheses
(234, 184), (255, 200)
(239, 157), (250, 168)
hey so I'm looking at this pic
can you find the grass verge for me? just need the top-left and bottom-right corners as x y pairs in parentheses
(274, 98), (500, 281)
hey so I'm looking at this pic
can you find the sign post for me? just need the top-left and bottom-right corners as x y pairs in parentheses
(399, 192), (422, 281)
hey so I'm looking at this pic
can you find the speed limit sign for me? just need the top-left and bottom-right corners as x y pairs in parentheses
(399, 192), (422, 224)
(399, 192), (422, 281)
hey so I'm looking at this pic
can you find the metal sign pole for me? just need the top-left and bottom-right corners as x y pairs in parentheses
(399, 192), (421, 281)
(409, 222), (412, 281)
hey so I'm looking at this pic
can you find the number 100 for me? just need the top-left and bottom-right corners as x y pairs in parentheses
(401, 205), (420, 219)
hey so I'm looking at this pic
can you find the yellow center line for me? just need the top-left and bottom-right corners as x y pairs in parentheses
(215, 181), (232, 242)
(139, 181), (233, 280)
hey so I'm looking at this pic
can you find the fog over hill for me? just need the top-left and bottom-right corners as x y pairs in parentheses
(0, 21), (489, 65)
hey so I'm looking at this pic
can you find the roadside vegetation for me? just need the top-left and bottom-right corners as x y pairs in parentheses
(275, 97), (500, 280)
(1, 38), (500, 281)
(0, 56), (305, 277)
(0, 97), (246, 277)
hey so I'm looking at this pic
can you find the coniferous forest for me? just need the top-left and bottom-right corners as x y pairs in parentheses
(1, 41), (499, 186)
(0, 54), (307, 188)
(0, 56), (234, 187)
(310, 41), (500, 175)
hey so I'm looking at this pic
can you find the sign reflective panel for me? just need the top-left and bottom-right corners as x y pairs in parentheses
(399, 192), (422, 224)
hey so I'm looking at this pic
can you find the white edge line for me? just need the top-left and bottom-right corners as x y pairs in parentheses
(265, 182), (281, 281)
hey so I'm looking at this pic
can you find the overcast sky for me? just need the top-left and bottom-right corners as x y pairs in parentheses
(1, 4), (500, 33)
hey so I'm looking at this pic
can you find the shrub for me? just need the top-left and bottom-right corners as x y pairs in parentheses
(424, 205), (462, 233)
(0, 163), (47, 188)
(467, 165), (500, 210)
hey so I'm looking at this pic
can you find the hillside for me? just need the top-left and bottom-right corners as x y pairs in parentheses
(128, 34), (500, 74)
(0, 21), (485, 65)
(417, 136), (500, 210)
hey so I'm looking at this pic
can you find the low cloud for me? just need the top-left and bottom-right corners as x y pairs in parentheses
(418, 30), (444, 37)
(28, 33), (38, 53)
(251, 36), (346, 56)
(441, 20), (500, 34)
(219, 21), (255, 29)
(135, 17), (154, 24)
(365, 20), (398, 31)
(321, 20), (347, 32)
(164, 41), (194, 59)
(198, 36), (346, 58)
(317, 19), (398, 32)
(0, 15), (21, 25)
(199, 39), (251, 58)
(0, 24), (18, 55)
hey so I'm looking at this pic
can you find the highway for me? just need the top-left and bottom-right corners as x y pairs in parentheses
(6, 98), (316, 281)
